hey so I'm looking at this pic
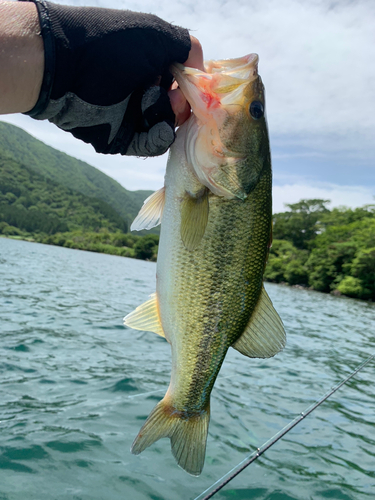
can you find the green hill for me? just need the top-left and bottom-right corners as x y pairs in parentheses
(0, 151), (159, 261)
(0, 152), (129, 234)
(2, 122), (372, 300)
(0, 121), (153, 225)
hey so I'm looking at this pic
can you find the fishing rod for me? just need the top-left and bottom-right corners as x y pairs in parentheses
(193, 353), (375, 500)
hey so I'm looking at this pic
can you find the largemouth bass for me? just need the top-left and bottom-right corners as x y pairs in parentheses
(124, 54), (285, 476)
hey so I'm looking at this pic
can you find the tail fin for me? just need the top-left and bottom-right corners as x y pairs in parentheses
(131, 397), (210, 476)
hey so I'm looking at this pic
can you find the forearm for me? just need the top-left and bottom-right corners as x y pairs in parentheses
(0, 1), (202, 157)
(0, 1), (44, 114)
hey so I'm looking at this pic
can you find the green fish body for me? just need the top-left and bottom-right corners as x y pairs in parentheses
(125, 54), (285, 475)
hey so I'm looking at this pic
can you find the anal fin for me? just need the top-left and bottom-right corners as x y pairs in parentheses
(232, 286), (286, 358)
(130, 187), (165, 231)
(123, 293), (166, 339)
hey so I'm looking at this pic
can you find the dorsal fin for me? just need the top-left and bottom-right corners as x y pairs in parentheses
(232, 286), (286, 358)
(130, 187), (165, 231)
(123, 293), (166, 339)
(180, 189), (209, 251)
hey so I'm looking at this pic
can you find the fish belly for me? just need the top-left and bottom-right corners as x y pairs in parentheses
(131, 126), (273, 476)
(157, 136), (272, 413)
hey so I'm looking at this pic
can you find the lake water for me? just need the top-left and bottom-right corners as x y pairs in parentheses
(0, 238), (374, 500)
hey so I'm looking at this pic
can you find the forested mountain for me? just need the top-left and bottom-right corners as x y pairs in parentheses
(0, 122), (373, 299)
(0, 121), (152, 225)
(0, 122), (159, 260)
(0, 153), (127, 234)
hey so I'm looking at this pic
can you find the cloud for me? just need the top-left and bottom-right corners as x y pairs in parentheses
(65, 0), (375, 133)
(2, 0), (374, 202)
(272, 182), (374, 214)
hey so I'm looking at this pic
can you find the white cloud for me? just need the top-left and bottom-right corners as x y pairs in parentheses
(2, 0), (375, 198)
(62, 0), (375, 139)
(272, 182), (374, 214)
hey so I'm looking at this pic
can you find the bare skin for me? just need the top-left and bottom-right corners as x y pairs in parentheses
(168, 36), (205, 125)
(0, 1), (204, 127)
(0, 1), (44, 114)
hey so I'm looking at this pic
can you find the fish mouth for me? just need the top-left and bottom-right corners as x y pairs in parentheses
(204, 53), (259, 79)
(171, 54), (259, 121)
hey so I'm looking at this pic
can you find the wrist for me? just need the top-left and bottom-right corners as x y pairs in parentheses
(0, 1), (44, 114)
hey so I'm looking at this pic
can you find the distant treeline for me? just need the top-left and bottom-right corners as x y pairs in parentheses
(1, 152), (374, 300)
(0, 154), (158, 261)
(37, 231), (159, 262)
(264, 199), (375, 301)
(0, 120), (152, 226)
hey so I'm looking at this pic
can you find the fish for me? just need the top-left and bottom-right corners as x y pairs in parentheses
(124, 54), (286, 476)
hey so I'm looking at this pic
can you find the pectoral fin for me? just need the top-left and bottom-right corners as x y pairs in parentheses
(123, 293), (166, 339)
(232, 286), (286, 358)
(130, 187), (165, 231)
(180, 189), (209, 251)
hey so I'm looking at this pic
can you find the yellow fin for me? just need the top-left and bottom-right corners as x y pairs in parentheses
(131, 396), (210, 476)
(232, 286), (286, 358)
(180, 189), (209, 251)
(130, 187), (165, 231)
(123, 293), (165, 339)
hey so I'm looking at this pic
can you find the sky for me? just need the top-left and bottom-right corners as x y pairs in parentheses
(2, 0), (375, 213)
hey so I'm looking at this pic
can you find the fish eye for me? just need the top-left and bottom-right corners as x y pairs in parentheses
(249, 101), (264, 120)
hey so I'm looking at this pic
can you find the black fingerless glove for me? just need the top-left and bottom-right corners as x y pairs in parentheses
(22, 0), (191, 156)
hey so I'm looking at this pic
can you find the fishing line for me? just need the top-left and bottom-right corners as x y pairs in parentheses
(193, 353), (375, 500)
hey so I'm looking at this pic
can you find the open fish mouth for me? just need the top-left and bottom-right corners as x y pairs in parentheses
(170, 53), (259, 120)
(170, 54), (263, 199)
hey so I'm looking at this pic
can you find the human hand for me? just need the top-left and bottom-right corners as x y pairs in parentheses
(24, 1), (198, 157)
(169, 36), (205, 126)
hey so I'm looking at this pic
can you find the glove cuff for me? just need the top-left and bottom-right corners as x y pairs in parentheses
(18, 1), (191, 157)
(21, 1), (191, 114)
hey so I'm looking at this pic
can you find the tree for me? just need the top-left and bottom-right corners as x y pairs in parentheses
(340, 247), (375, 300)
(134, 234), (159, 261)
(273, 199), (330, 249)
(306, 241), (357, 293)
(264, 239), (309, 285)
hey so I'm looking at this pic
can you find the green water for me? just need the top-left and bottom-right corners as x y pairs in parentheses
(0, 238), (374, 500)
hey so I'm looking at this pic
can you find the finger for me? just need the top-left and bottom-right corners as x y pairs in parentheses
(169, 36), (205, 125)
(170, 80), (179, 91)
(168, 87), (190, 126)
(184, 36), (205, 71)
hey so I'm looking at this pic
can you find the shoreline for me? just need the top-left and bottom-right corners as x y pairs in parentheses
(2, 234), (373, 303)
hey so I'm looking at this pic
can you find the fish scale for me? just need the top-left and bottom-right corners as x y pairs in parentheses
(125, 54), (285, 475)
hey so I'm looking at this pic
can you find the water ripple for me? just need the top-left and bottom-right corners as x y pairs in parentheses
(0, 239), (374, 500)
